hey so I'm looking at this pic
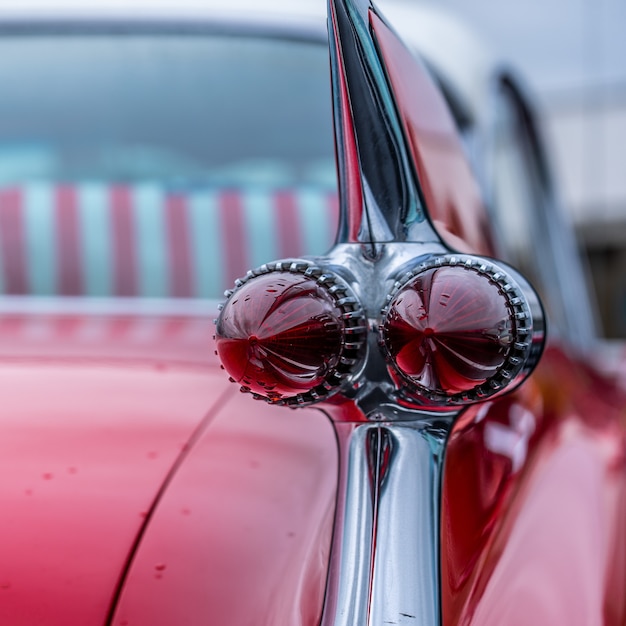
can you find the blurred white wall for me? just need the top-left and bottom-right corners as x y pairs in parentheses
(546, 95), (626, 240)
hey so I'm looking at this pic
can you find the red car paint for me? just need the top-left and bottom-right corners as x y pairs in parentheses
(441, 346), (626, 625)
(0, 314), (337, 625)
(371, 12), (495, 257)
(110, 392), (336, 626)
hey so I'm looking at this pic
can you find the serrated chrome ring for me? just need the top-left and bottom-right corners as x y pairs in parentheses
(379, 254), (535, 405)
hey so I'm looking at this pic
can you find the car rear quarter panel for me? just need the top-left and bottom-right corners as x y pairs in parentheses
(441, 345), (626, 625)
(0, 355), (224, 625)
(371, 11), (495, 256)
(110, 394), (337, 626)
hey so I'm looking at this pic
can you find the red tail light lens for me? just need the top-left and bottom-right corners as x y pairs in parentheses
(381, 257), (531, 404)
(215, 263), (365, 405)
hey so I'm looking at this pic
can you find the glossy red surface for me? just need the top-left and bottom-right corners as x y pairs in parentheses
(370, 12), (494, 256)
(110, 393), (337, 626)
(0, 310), (338, 625)
(440, 346), (626, 625)
(384, 266), (513, 395)
(216, 272), (344, 401)
(0, 314), (223, 625)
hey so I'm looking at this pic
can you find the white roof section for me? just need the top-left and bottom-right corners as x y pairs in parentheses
(0, 0), (328, 35)
(0, 0), (324, 22)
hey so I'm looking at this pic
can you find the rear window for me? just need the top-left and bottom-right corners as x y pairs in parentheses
(0, 33), (338, 299)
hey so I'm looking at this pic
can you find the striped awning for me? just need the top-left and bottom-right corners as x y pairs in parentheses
(0, 183), (339, 299)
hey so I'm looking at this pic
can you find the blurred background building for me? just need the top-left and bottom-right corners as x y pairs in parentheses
(417, 0), (626, 338)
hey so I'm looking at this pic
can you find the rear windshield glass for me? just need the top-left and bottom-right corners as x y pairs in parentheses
(0, 33), (338, 299)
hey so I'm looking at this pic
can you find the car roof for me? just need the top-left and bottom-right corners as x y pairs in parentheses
(0, 0), (325, 23)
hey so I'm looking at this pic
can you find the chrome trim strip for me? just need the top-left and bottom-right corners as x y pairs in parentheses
(371, 422), (446, 626)
(322, 416), (451, 626)
(325, 424), (374, 625)
(329, 0), (433, 251)
(497, 76), (598, 350)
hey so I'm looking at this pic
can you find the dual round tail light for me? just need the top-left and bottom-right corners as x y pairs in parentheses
(215, 255), (542, 407)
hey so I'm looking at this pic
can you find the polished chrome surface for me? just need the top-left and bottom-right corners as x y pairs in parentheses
(320, 0), (544, 411)
(314, 244), (545, 411)
(329, 0), (435, 251)
(321, 412), (451, 626)
(314, 2), (546, 624)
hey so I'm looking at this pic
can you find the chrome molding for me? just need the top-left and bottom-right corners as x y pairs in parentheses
(328, 0), (436, 253)
(321, 413), (451, 626)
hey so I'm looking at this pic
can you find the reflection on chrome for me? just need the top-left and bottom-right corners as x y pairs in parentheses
(321, 414), (450, 626)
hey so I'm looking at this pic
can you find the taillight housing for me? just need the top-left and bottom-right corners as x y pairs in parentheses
(215, 254), (543, 410)
(380, 256), (538, 404)
(215, 260), (366, 406)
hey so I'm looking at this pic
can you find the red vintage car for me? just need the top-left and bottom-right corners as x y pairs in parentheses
(0, 0), (624, 625)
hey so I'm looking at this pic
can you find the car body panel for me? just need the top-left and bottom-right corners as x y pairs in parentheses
(370, 11), (494, 255)
(317, 3), (625, 624)
(366, 8), (626, 624)
(0, 313), (221, 625)
(110, 394), (337, 626)
(0, 309), (338, 625)
(441, 346), (626, 625)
